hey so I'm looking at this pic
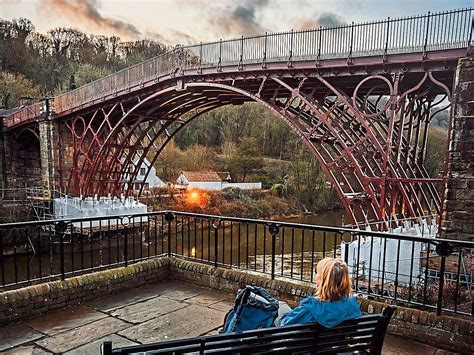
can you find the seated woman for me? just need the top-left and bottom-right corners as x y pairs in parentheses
(277, 257), (361, 328)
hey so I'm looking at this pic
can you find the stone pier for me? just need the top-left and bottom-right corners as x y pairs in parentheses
(441, 56), (474, 241)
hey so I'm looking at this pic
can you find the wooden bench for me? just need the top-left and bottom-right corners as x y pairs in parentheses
(102, 305), (396, 354)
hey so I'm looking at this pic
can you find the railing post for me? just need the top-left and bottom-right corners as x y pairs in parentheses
(238, 36), (244, 70)
(383, 17), (390, 62)
(269, 223), (280, 280)
(198, 42), (203, 74)
(437, 256), (446, 315)
(56, 221), (68, 280)
(217, 39), (222, 72)
(423, 11), (431, 58)
(212, 219), (220, 267)
(123, 218), (129, 266)
(316, 26), (322, 66)
(347, 22), (354, 64)
(287, 29), (294, 67)
(468, 15), (473, 52)
(435, 241), (453, 315)
(165, 212), (174, 257)
(262, 32), (267, 69)
(127, 67), (130, 91)
(343, 241), (349, 265)
(156, 57), (160, 81)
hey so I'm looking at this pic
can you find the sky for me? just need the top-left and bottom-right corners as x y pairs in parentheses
(0, 0), (472, 45)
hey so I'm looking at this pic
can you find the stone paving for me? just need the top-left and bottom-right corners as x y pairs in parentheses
(0, 281), (456, 354)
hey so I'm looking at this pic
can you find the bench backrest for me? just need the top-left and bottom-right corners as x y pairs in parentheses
(102, 305), (396, 355)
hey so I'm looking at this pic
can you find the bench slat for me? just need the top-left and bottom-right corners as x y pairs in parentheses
(318, 327), (377, 339)
(318, 335), (374, 349)
(197, 332), (319, 351)
(315, 342), (375, 354)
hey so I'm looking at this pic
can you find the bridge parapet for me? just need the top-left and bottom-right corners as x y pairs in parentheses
(5, 102), (41, 128)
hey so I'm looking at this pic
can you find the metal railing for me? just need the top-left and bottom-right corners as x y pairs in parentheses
(4, 8), (473, 128)
(0, 210), (472, 316)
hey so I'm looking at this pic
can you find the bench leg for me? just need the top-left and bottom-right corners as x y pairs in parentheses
(102, 341), (113, 355)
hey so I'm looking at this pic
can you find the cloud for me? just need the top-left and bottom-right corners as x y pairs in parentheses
(40, 0), (141, 40)
(297, 12), (346, 30)
(318, 13), (346, 27)
(144, 29), (199, 46)
(208, 0), (270, 36)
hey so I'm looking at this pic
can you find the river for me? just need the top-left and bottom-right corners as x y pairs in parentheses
(1, 210), (346, 287)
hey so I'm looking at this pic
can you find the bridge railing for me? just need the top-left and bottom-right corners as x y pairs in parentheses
(0, 210), (472, 316)
(4, 8), (472, 128)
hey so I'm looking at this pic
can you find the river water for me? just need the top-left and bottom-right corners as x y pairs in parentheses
(1, 210), (346, 287)
(284, 210), (345, 226)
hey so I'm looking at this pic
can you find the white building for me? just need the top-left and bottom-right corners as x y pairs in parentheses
(124, 158), (165, 192)
(176, 171), (262, 191)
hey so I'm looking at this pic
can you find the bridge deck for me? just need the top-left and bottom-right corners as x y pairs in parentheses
(0, 281), (448, 354)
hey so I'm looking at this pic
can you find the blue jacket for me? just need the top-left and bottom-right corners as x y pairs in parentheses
(280, 296), (361, 328)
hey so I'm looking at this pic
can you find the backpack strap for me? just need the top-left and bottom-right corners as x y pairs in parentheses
(228, 287), (253, 333)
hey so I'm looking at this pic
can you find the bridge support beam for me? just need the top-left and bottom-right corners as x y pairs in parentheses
(441, 56), (474, 242)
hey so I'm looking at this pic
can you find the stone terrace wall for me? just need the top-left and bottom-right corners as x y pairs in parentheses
(0, 258), (170, 325)
(0, 257), (472, 353)
(441, 56), (474, 241)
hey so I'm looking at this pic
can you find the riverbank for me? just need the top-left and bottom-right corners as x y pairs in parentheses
(148, 187), (342, 223)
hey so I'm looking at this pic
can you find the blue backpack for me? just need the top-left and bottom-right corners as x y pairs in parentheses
(221, 285), (279, 333)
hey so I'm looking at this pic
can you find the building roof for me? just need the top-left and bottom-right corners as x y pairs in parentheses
(179, 171), (224, 182)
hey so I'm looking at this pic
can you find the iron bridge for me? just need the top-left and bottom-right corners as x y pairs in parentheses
(3, 8), (473, 227)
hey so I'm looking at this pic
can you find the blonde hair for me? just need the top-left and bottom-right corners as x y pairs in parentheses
(316, 257), (353, 302)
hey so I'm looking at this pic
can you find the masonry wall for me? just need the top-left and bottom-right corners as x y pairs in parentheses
(0, 258), (169, 325)
(441, 56), (474, 241)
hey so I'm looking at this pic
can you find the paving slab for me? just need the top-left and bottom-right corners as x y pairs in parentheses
(208, 299), (234, 312)
(0, 323), (44, 352)
(64, 333), (139, 355)
(185, 289), (228, 306)
(85, 282), (171, 312)
(111, 296), (187, 324)
(119, 304), (226, 343)
(382, 334), (438, 354)
(157, 282), (207, 301)
(24, 305), (107, 336)
(3, 345), (52, 354)
(35, 316), (131, 354)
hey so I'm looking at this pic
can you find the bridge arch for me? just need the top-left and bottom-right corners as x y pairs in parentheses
(59, 71), (449, 227)
(8, 127), (42, 188)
